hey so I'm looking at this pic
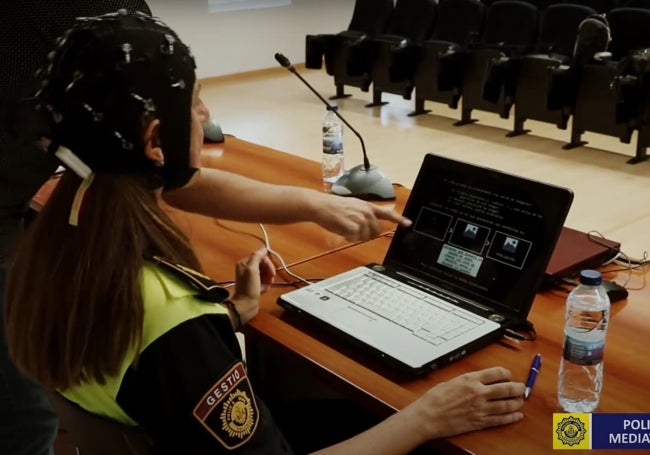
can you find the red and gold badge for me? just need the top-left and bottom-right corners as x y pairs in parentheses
(193, 362), (258, 449)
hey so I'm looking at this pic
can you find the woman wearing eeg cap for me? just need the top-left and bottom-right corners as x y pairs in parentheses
(38, 10), (198, 190)
(5, 11), (526, 454)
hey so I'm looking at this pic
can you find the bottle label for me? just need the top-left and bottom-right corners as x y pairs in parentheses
(562, 334), (605, 365)
(323, 137), (343, 155)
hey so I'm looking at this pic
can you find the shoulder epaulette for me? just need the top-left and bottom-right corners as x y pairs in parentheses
(152, 256), (230, 303)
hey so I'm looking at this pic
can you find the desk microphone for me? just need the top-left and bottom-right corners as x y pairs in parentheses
(274, 53), (395, 201)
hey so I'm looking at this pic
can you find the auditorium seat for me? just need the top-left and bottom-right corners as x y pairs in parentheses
(367, 0), (437, 107)
(632, 54), (650, 162)
(363, 0), (438, 107)
(409, 0), (486, 116)
(507, 3), (596, 136)
(567, 7), (650, 162)
(455, 0), (539, 125)
(610, 9), (650, 162)
(304, 0), (394, 99)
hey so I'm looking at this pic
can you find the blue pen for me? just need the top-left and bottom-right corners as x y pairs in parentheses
(524, 353), (542, 399)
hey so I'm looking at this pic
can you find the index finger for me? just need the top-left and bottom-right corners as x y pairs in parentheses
(372, 205), (412, 227)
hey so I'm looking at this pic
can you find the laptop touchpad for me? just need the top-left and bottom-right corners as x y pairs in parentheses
(332, 307), (377, 326)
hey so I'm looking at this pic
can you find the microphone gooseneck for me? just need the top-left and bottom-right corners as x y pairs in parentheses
(274, 53), (370, 171)
(274, 52), (394, 200)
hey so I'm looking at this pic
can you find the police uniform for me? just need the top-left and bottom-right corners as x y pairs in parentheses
(62, 260), (295, 454)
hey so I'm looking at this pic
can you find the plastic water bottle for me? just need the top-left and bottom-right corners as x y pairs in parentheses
(321, 105), (344, 184)
(558, 269), (611, 413)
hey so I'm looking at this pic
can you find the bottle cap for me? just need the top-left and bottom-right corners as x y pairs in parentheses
(326, 104), (339, 112)
(578, 269), (603, 285)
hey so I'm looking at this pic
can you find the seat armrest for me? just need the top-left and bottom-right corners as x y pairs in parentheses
(338, 30), (369, 46)
(594, 51), (612, 62)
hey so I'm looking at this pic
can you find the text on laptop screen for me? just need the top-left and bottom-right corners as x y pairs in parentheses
(385, 154), (573, 319)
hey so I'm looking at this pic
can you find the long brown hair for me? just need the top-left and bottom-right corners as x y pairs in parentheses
(4, 171), (200, 390)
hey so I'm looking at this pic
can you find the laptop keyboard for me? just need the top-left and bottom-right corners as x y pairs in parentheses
(325, 272), (485, 345)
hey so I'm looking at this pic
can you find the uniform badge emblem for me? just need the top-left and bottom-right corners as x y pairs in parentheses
(556, 415), (588, 447)
(193, 362), (258, 448)
(221, 389), (255, 439)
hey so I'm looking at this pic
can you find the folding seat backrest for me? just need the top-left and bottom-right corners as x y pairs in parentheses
(347, 0), (394, 35)
(448, 0), (537, 124)
(432, 0), (486, 48)
(386, 0), (438, 43)
(562, 0), (619, 13)
(536, 0), (564, 8)
(620, 0), (650, 8)
(481, 0), (539, 54)
(607, 7), (650, 61)
(305, 0), (394, 72)
(361, 0), (438, 106)
(408, 0), (484, 114)
(518, 0), (545, 8)
(537, 4), (597, 56)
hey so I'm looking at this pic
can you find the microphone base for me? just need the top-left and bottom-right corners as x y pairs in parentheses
(330, 164), (396, 201)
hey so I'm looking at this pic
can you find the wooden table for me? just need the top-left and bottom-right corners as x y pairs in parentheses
(240, 235), (650, 454)
(188, 138), (650, 454)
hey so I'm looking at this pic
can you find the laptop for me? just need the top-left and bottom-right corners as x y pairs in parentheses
(542, 227), (621, 289)
(278, 153), (574, 375)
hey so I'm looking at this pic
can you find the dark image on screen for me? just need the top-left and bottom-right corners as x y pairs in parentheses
(413, 207), (453, 241)
(449, 219), (490, 255)
(487, 232), (532, 269)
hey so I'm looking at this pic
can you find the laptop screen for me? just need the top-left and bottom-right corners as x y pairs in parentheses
(385, 154), (573, 320)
